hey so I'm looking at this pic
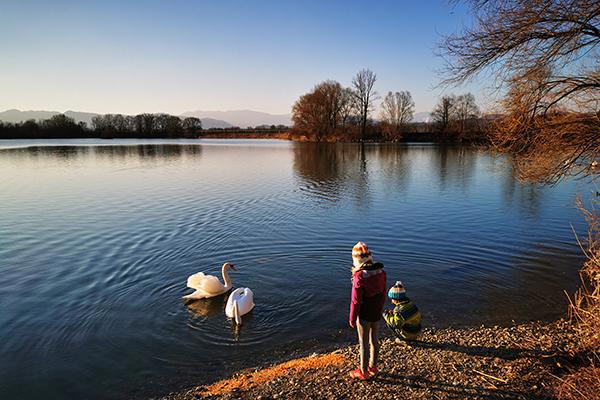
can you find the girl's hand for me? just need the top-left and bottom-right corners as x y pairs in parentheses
(349, 320), (356, 328)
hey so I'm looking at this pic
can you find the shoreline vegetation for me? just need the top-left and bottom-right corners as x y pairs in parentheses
(0, 80), (489, 144)
(162, 319), (599, 400)
(0, 113), (483, 144)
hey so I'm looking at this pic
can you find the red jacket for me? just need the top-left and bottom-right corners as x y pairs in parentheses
(349, 263), (387, 324)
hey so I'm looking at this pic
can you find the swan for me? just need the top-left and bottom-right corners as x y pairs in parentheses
(225, 287), (254, 325)
(182, 263), (236, 300)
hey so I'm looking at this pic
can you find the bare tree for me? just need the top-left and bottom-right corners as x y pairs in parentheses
(380, 91), (415, 140)
(182, 117), (202, 137)
(491, 66), (599, 182)
(453, 93), (480, 139)
(91, 114), (127, 135)
(321, 80), (345, 132)
(293, 92), (324, 140)
(339, 87), (357, 128)
(352, 69), (377, 141)
(111, 114), (127, 133)
(440, 0), (600, 182)
(165, 115), (183, 137)
(140, 114), (155, 135)
(431, 95), (456, 137)
(292, 80), (349, 141)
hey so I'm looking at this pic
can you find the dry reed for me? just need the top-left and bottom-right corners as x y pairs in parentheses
(568, 199), (600, 354)
(558, 198), (600, 400)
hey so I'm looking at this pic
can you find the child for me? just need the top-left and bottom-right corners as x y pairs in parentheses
(349, 241), (387, 380)
(383, 281), (422, 341)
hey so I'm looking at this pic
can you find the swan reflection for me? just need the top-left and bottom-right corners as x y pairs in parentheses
(185, 293), (229, 319)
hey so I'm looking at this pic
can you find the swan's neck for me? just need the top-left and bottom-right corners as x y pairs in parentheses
(233, 300), (241, 325)
(222, 266), (232, 290)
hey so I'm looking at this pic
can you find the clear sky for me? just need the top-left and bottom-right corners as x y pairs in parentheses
(0, 0), (487, 115)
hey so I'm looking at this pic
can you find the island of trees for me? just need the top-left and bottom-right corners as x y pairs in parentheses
(291, 69), (484, 143)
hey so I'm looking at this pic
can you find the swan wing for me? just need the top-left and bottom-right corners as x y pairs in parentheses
(182, 288), (211, 300)
(187, 272), (225, 294)
(187, 272), (207, 290)
(199, 275), (226, 293)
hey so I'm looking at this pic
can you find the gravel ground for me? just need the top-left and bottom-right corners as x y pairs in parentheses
(161, 320), (583, 400)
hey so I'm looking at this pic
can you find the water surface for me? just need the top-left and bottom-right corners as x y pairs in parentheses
(0, 139), (593, 399)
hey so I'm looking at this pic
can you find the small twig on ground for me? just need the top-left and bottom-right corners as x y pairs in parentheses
(472, 369), (508, 384)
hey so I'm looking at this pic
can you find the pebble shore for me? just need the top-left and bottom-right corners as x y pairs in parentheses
(161, 320), (580, 400)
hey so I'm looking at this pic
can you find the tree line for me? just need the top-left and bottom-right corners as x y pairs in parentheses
(0, 113), (297, 139)
(430, 93), (481, 142)
(0, 113), (204, 139)
(0, 114), (88, 139)
(291, 68), (485, 142)
(91, 113), (202, 138)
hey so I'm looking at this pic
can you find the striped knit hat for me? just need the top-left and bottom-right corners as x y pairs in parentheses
(388, 281), (407, 300)
(352, 241), (373, 269)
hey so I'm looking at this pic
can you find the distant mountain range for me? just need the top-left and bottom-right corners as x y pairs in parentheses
(197, 118), (233, 129)
(180, 109), (292, 128)
(0, 108), (429, 128)
(412, 111), (430, 123)
(0, 109), (101, 127)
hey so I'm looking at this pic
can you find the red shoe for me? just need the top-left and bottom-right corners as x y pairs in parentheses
(349, 368), (369, 380)
(368, 366), (378, 376)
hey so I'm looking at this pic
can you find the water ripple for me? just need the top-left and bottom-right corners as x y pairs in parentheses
(0, 140), (592, 400)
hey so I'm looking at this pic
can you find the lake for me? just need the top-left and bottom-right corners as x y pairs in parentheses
(0, 139), (593, 399)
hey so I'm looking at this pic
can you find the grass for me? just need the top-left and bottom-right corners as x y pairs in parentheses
(200, 353), (347, 397)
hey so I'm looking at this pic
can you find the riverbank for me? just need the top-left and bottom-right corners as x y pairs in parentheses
(197, 131), (293, 140)
(0, 130), (477, 143)
(161, 320), (598, 400)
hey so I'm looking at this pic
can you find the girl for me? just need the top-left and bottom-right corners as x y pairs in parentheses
(348, 241), (387, 380)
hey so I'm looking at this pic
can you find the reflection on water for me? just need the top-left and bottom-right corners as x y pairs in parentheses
(0, 139), (593, 400)
(2, 143), (203, 163)
(185, 293), (229, 319)
(293, 143), (373, 206)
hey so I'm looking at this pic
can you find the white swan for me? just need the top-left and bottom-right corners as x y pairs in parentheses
(225, 287), (254, 325)
(183, 263), (236, 300)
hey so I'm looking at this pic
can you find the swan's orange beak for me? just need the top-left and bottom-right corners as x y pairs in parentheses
(230, 264), (237, 271)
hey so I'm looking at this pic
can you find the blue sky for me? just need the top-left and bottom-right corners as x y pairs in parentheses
(0, 0), (487, 115)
